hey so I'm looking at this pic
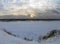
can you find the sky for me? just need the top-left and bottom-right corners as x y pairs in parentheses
(0, 0), (60, 19)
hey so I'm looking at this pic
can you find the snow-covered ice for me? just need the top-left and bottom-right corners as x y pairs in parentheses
(0, 29), (40, 44)
(0, 21), (60, 44)
(0, 28), (60, 44)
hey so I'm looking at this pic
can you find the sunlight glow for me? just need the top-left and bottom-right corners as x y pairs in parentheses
(0, 0), (59, 18)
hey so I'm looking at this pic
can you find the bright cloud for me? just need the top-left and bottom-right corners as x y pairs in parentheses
(0, 0), (60, 18)
(1, 0), (59, 10)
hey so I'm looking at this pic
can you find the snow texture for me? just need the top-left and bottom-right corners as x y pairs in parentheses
(0, 21), (60, 44)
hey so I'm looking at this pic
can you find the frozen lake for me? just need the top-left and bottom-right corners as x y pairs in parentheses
(0, 21), (60, 40)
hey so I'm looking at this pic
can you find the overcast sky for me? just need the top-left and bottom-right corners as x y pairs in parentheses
(0, 0), (60, 19)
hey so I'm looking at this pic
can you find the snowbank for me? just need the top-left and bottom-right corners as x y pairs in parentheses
(0, 29), (39, 44)
(0, 29), (60, 44)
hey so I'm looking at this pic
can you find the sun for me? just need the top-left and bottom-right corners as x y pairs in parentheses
(30, 14), (36, 18)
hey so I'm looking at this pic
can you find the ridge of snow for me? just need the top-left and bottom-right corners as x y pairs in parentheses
(0, 29), (39, 44)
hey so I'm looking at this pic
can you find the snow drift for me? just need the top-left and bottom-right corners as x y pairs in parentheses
(0, 29), (60, 44)
(0, 29), (39, 44)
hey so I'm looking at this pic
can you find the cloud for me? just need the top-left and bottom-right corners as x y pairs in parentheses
(1, 0), (59, 10)
(0, 0), (60, 19)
